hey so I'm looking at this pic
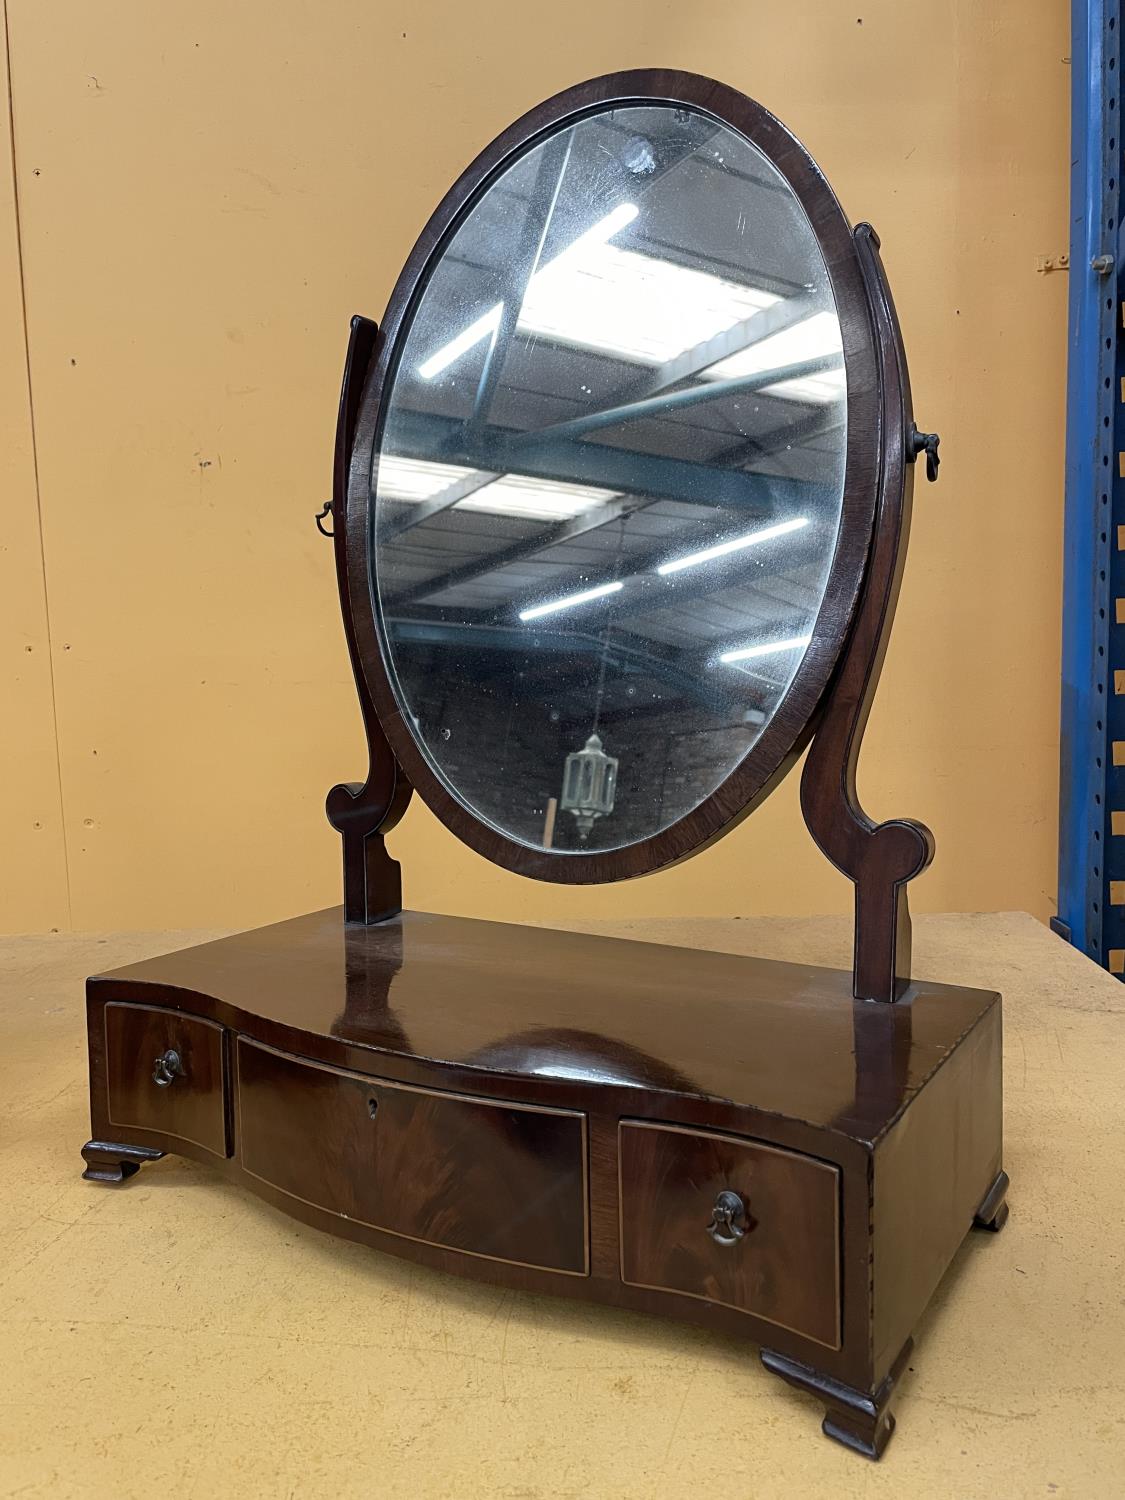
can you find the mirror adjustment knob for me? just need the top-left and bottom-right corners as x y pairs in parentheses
(907, 423), (941, 482)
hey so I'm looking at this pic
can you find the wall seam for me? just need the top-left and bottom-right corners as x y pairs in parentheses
(3, 0), (73, 929)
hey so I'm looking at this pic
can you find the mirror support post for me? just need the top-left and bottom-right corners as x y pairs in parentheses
(325, 316), (413, 924)
(800, 226), (935, 1002)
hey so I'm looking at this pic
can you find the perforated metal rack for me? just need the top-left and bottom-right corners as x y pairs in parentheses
(1055, 0), (1125, 974)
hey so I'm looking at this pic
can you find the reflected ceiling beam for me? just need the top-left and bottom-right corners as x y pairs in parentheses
(381, 616), (724, 711)
(383, 398), (838, 607)
(390, 486), (824, 615)
(506, 354), (842, 449)
(592, 696), (764, 733)
(384, 409), (814, 517)
(468, 130), (575, 433)
(383, 403), (840, 545)
(464, 515), (827, 634)
(380, 467), (498, 540)
(409, 123), (727, 540)
(582, 628), (796, 731)
(610, 292), (819, 408)
(387, 510), (828, 639)
(384, 493), (648, 608)
(717, 404), (845, 469)
(384, 614), (777, 728)
(590, 557), (821, 630)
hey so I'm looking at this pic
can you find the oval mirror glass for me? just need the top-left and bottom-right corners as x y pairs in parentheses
(370, 102), (847, 857)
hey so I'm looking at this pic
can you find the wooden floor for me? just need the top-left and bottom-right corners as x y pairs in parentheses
(2, 911), (1123, 1497)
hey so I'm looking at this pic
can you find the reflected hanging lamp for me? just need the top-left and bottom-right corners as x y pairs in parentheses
(558, 514), (626, 841)
(560, 732), (618, 840)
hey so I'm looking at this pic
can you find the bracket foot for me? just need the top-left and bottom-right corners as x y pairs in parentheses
(81, 1140), (165, 1184)
(761, 1339), (912, 1459)
(973, 1169), (1010, 1232)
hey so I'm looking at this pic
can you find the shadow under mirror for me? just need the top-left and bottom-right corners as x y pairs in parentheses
(371, 103), (847, 854)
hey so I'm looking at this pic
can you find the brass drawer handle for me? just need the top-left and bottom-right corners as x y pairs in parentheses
(152, 1049), (184, 1087)
(706, 1189), (747, 1246)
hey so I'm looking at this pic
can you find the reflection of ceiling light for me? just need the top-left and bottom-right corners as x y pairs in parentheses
(419, 204), (640, 378)
(419, 200), (778, 375)
(702, 310), (844, 403)
(520, 245), (775, 364)
(377, 454), (476, 501)
(459, 475), (618, 521)
(656, 516), (809, 576)
(377, 455), (618, 521)
(531, 1062), (632, 1084)
(418, 305), (505, 382)
(766, 367), (847, 403)
(519, 580), (623, 621)
(719, 634), (812, 664)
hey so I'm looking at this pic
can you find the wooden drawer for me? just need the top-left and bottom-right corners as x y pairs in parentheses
(619, 1121), (840, 1349)
(105, 1002), (229, 1157)
(236, 1038), (589, 1275)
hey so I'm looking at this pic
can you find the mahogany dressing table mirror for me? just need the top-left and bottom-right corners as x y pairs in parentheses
(81, 72), (1007, 1459)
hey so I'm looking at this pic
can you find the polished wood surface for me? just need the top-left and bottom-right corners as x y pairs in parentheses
(325, 313), (412, 926)
(90, 906), (996, 1141)
(800, 225), (935, 1002)
(102, 1002), (228, 1158)
(762, 1336), (914, 1460)
(237, 1036), (588, 1275)
(619, 1121), (840, 1350)
(80, 1139), (165, 1184)
(83, 906), (1004, 1457)
(972, 1169), (1011, 1232)
(871, 1001), (1003, 1375)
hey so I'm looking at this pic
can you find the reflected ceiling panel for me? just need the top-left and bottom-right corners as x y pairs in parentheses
(380, 456), (621, 521)
(702, 309), (845, 403)
(378, 454), (476, 501)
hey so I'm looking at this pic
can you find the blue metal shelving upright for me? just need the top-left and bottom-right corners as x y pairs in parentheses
(1055, 0), (1125, 972)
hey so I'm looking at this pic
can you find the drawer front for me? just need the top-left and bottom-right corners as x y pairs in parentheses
(619, 1121), (840, 1349)
(105, 1002), (229, 1157)
(237, 1038), (588, 1275)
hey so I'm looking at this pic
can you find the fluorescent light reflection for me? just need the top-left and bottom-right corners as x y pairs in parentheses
(657, 516), (808, 576)
(519, 580), (623, 622)
(458, 475), (617, 521)
(418, 307), (504, 382)
(419, 202), (780, 375)
(703, 310), (844, 403)
(378, 455), (618, 521)
(719, 635), (812, 664)
(377, 454), (475, 501)
(532, 1062), (632, 1085)
(520, 244), (774, 364)
(419, 204), (639, 378)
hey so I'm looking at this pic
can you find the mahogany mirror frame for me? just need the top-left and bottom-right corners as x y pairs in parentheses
(326, 69), (938, 1003)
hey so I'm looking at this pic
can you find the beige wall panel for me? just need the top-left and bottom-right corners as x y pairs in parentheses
(0, 1), (68, 932)
(5, 0), (1068, 930)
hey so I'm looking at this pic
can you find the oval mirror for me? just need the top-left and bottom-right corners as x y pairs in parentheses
(362, 77), (879, 881)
